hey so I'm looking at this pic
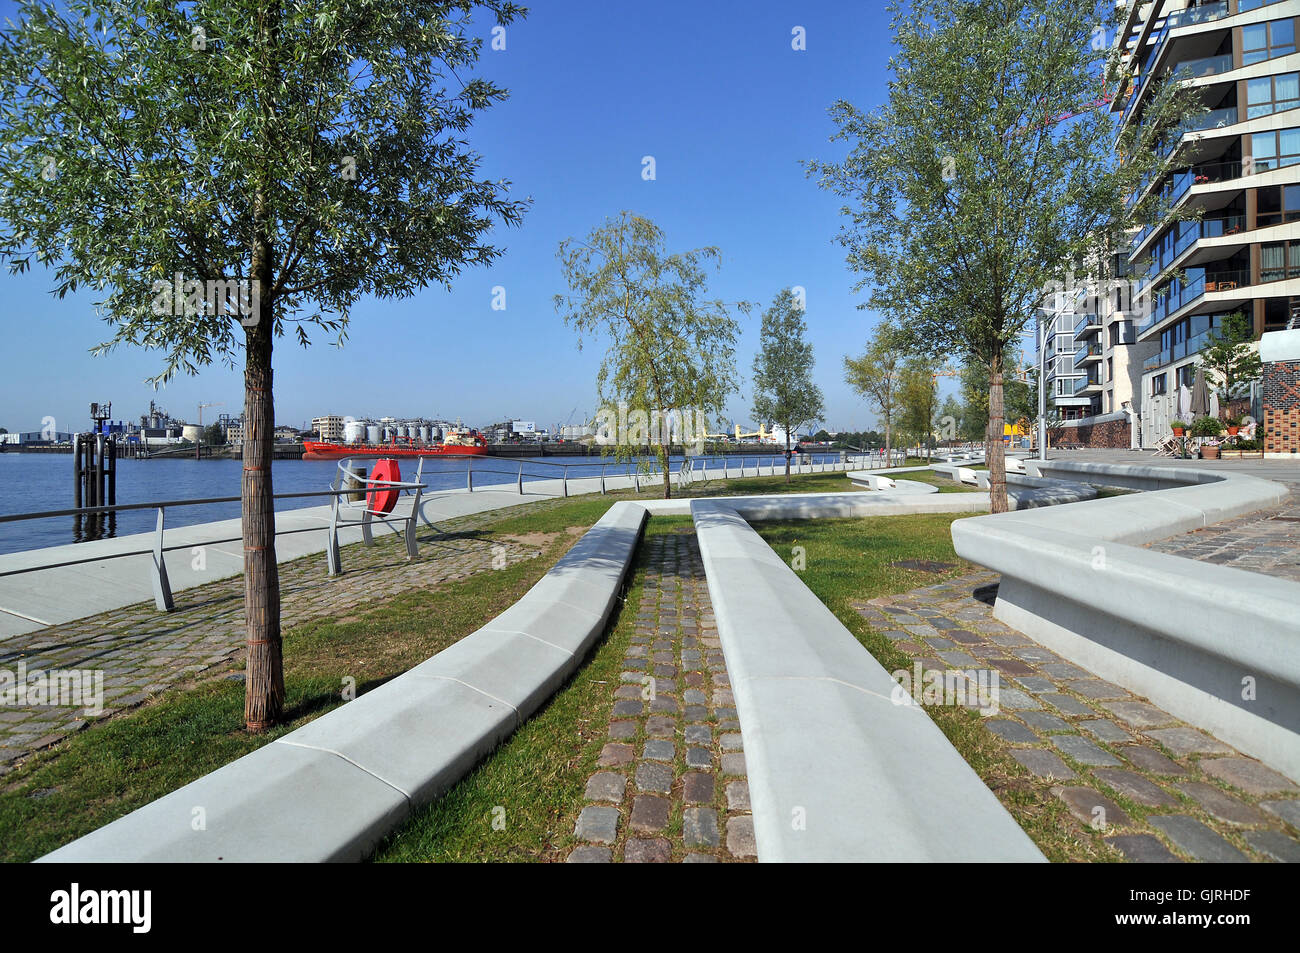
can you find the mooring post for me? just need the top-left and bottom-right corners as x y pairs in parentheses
(151, 507), (174, 612)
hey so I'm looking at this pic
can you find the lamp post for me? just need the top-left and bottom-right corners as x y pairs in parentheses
(1037, 309), (1048, 462)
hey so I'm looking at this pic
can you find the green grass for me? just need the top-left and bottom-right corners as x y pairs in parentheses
(748, 515), (1105, 862)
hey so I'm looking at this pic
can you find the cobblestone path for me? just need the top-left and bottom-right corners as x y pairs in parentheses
(567, 531), (756, 863)
(855, 571), (1300, 863)
(0, 503), (560, 768)
(1146, 494), (1300, 583)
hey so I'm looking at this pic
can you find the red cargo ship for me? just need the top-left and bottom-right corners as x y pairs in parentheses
(302, 428), (488, 460)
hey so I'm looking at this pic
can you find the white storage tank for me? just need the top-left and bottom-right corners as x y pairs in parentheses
(343, 420), (366, 444)
(366, 425), (381, 444)
(181, 424), (203, 444)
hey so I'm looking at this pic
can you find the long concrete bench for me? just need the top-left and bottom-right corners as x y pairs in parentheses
(39, 501), (648, 862)
(950, 460), (1300, 781)
(689, 498), (1044, 861)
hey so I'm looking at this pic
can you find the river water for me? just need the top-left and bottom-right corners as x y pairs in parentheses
(0, 450), (845, 555)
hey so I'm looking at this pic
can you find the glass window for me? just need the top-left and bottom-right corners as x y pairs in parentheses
(1246, 72), (1300, 118)
(1262, 242), (1287, 281)
(1243, 20), (1296, 65)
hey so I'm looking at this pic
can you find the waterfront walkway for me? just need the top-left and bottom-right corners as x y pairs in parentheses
(857, 572), (1300, 862)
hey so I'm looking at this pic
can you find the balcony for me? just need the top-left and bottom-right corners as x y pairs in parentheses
(1160, 106), (1238, 160)
(1139, 268), (1251, 334)
(1073, 313), (1102, 339)
(1072, 374), (1103, 396)
(1076, 342), (1104, 365)
(1121, 2), (1234, 128)
(1142, 327), (1218, 371)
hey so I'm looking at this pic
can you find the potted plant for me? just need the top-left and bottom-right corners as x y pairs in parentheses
(1191, 416), (1223, 438)
(1222, 414), (1242, 436)
(1170, 419), (1189, 437)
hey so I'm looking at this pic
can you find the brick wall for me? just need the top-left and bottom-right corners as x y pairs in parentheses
(1056, 415), (1131, 449)
(1262, 359), (1300, 455)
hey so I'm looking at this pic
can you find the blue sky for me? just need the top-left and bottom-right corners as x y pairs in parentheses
(0, 0), (963, 436)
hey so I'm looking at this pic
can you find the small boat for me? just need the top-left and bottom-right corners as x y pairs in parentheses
(303, 428), (488, 460)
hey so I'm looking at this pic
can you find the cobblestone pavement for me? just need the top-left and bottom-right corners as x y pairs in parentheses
(1146, 494), (1300, 583)
(854, 571), (1300, 863)
(567, 531), (756, 863)
(0, 504), (557, 768)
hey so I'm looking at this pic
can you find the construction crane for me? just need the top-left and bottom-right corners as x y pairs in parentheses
(197, 401), (223, 427)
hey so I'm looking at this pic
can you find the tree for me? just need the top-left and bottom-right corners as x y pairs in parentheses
(844, 323), (906, 461)
(555, 212), (747, 498)
(752, 288), (826, 482)
(807, 0), (1198, 511)
(1201, 311), (1262, 411)
(0, 0), (527, 730)
(204, 423), (226, 446)
(897, 357), (939, 457)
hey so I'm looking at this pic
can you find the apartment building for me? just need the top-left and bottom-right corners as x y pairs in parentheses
(312, 415), (345, 442)
(1113, 0), (1298, 445)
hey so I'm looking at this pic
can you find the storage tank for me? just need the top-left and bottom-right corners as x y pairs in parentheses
(366, 424), (381, 444)
(181, 424), (203, 444)
(406, 425), (418, 439)
(343, 420), (366, 444)
(419, 426), (430, 442)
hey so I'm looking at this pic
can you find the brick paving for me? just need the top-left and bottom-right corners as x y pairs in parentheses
(0, 502), (560, 769)
(854, 571), (1300, 863)
(567, 531), (755, 863)
(1146, 493), (1300, 583)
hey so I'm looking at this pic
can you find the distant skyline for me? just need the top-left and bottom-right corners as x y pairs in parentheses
(0, 0), (988, 437)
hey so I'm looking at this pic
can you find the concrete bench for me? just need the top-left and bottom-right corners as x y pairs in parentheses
(39, 501), (648, 862)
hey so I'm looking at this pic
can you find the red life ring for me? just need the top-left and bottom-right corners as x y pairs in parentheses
(367, 458), (401, 515)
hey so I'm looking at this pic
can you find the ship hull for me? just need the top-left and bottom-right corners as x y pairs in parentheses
(302, 441), (488, 460)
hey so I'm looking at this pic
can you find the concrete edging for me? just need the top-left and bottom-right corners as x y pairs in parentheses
(950, 460), (1300, 781)
(38, 501), (648, 862)
(689, 496), (1046, 862)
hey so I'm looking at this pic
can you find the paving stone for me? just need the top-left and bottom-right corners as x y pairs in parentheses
(574, 806), (620, 844)
(721, 752), (747, 776)
(682, 689), (708, 706)
(683, 705), (708, 721)
(642, 739), (674, 762)
(683, 772), (714, 804)
(686, 747), (712, 769)
(1101, 700), (1176, 728)
(1014, 676), (1056, 694)
(719, 732), (743, 751)
(683, 807), (720, 849)
(726, 815), (757, 858)
(608, 720), (637, 740)
(612, 699), (644, 717)
(1010, 748), (1075, 780)
(684, 724), (711, 745)
(1040, 694), (1095, 717)
(1243, 830), (1300, 863)
(584, 772), (627, 803)
(1041, 662), (1091, 679)
(1175, 782), (1267, 826)
(630, 795), (671, 834)
(1149, 815), (1248, 863)
(1260, 799), (1300, 828)
(623, 837), (672, 863)
(1018, 711), (1074, 733)
(597, 743), (634, 767)
(989, 658), (1036, 676)
(942, 629), (983, 645)
(993, 688), (1042, 710)
(1079, 719), (1134, 744)
(1145, 727), (1235, 757)
(635, 761), (673, 794)
(566, 845), (612, 863)
(639, 716), (672, 739)
(1122, 746), (1188, 776)
(1093, 768), (1177, 808)
(1012, 646), (1061, 663)
(1054, 786), (1131, 830)
(725, 779), (751, 811)
(985, 719), (1040, 744)
(1063, 679), (1130, 701)
(938, 650), (979, 667)
(682, 852), (718, 863)
(1198, 757), (1300, 796)
(926, 637), (957, 651)
(1106, 834), (1181, 863)
(1053, 735), (1120, 767)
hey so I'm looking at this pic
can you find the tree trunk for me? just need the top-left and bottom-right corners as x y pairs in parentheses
(659, 442), (671, 499)
(243, 209), (283, 730)
(884, 414), (892, 465)
(988, 351), (1008, 514)
(784, 429), (791, 482)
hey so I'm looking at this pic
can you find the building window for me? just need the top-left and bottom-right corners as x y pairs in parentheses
(1264, 297), (1300, 331)
(1260, 240), (1300, 281)
(1256, 184), (1300, 226)
(1242, 19), (1296, 66)
(1176, 364), (1197, 389)
(1251, 128), (1300, 171)
(1247, 72), (1300, 118)
(1151, 373), (1168, 396)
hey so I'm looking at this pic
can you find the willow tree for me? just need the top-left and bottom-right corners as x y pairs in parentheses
(808, 0), (1197, 511)
(844, 323), (907, 462)
(555, 211), (747, 499)
(0, 0), (527, 730)
(752, 288), (825, 482)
